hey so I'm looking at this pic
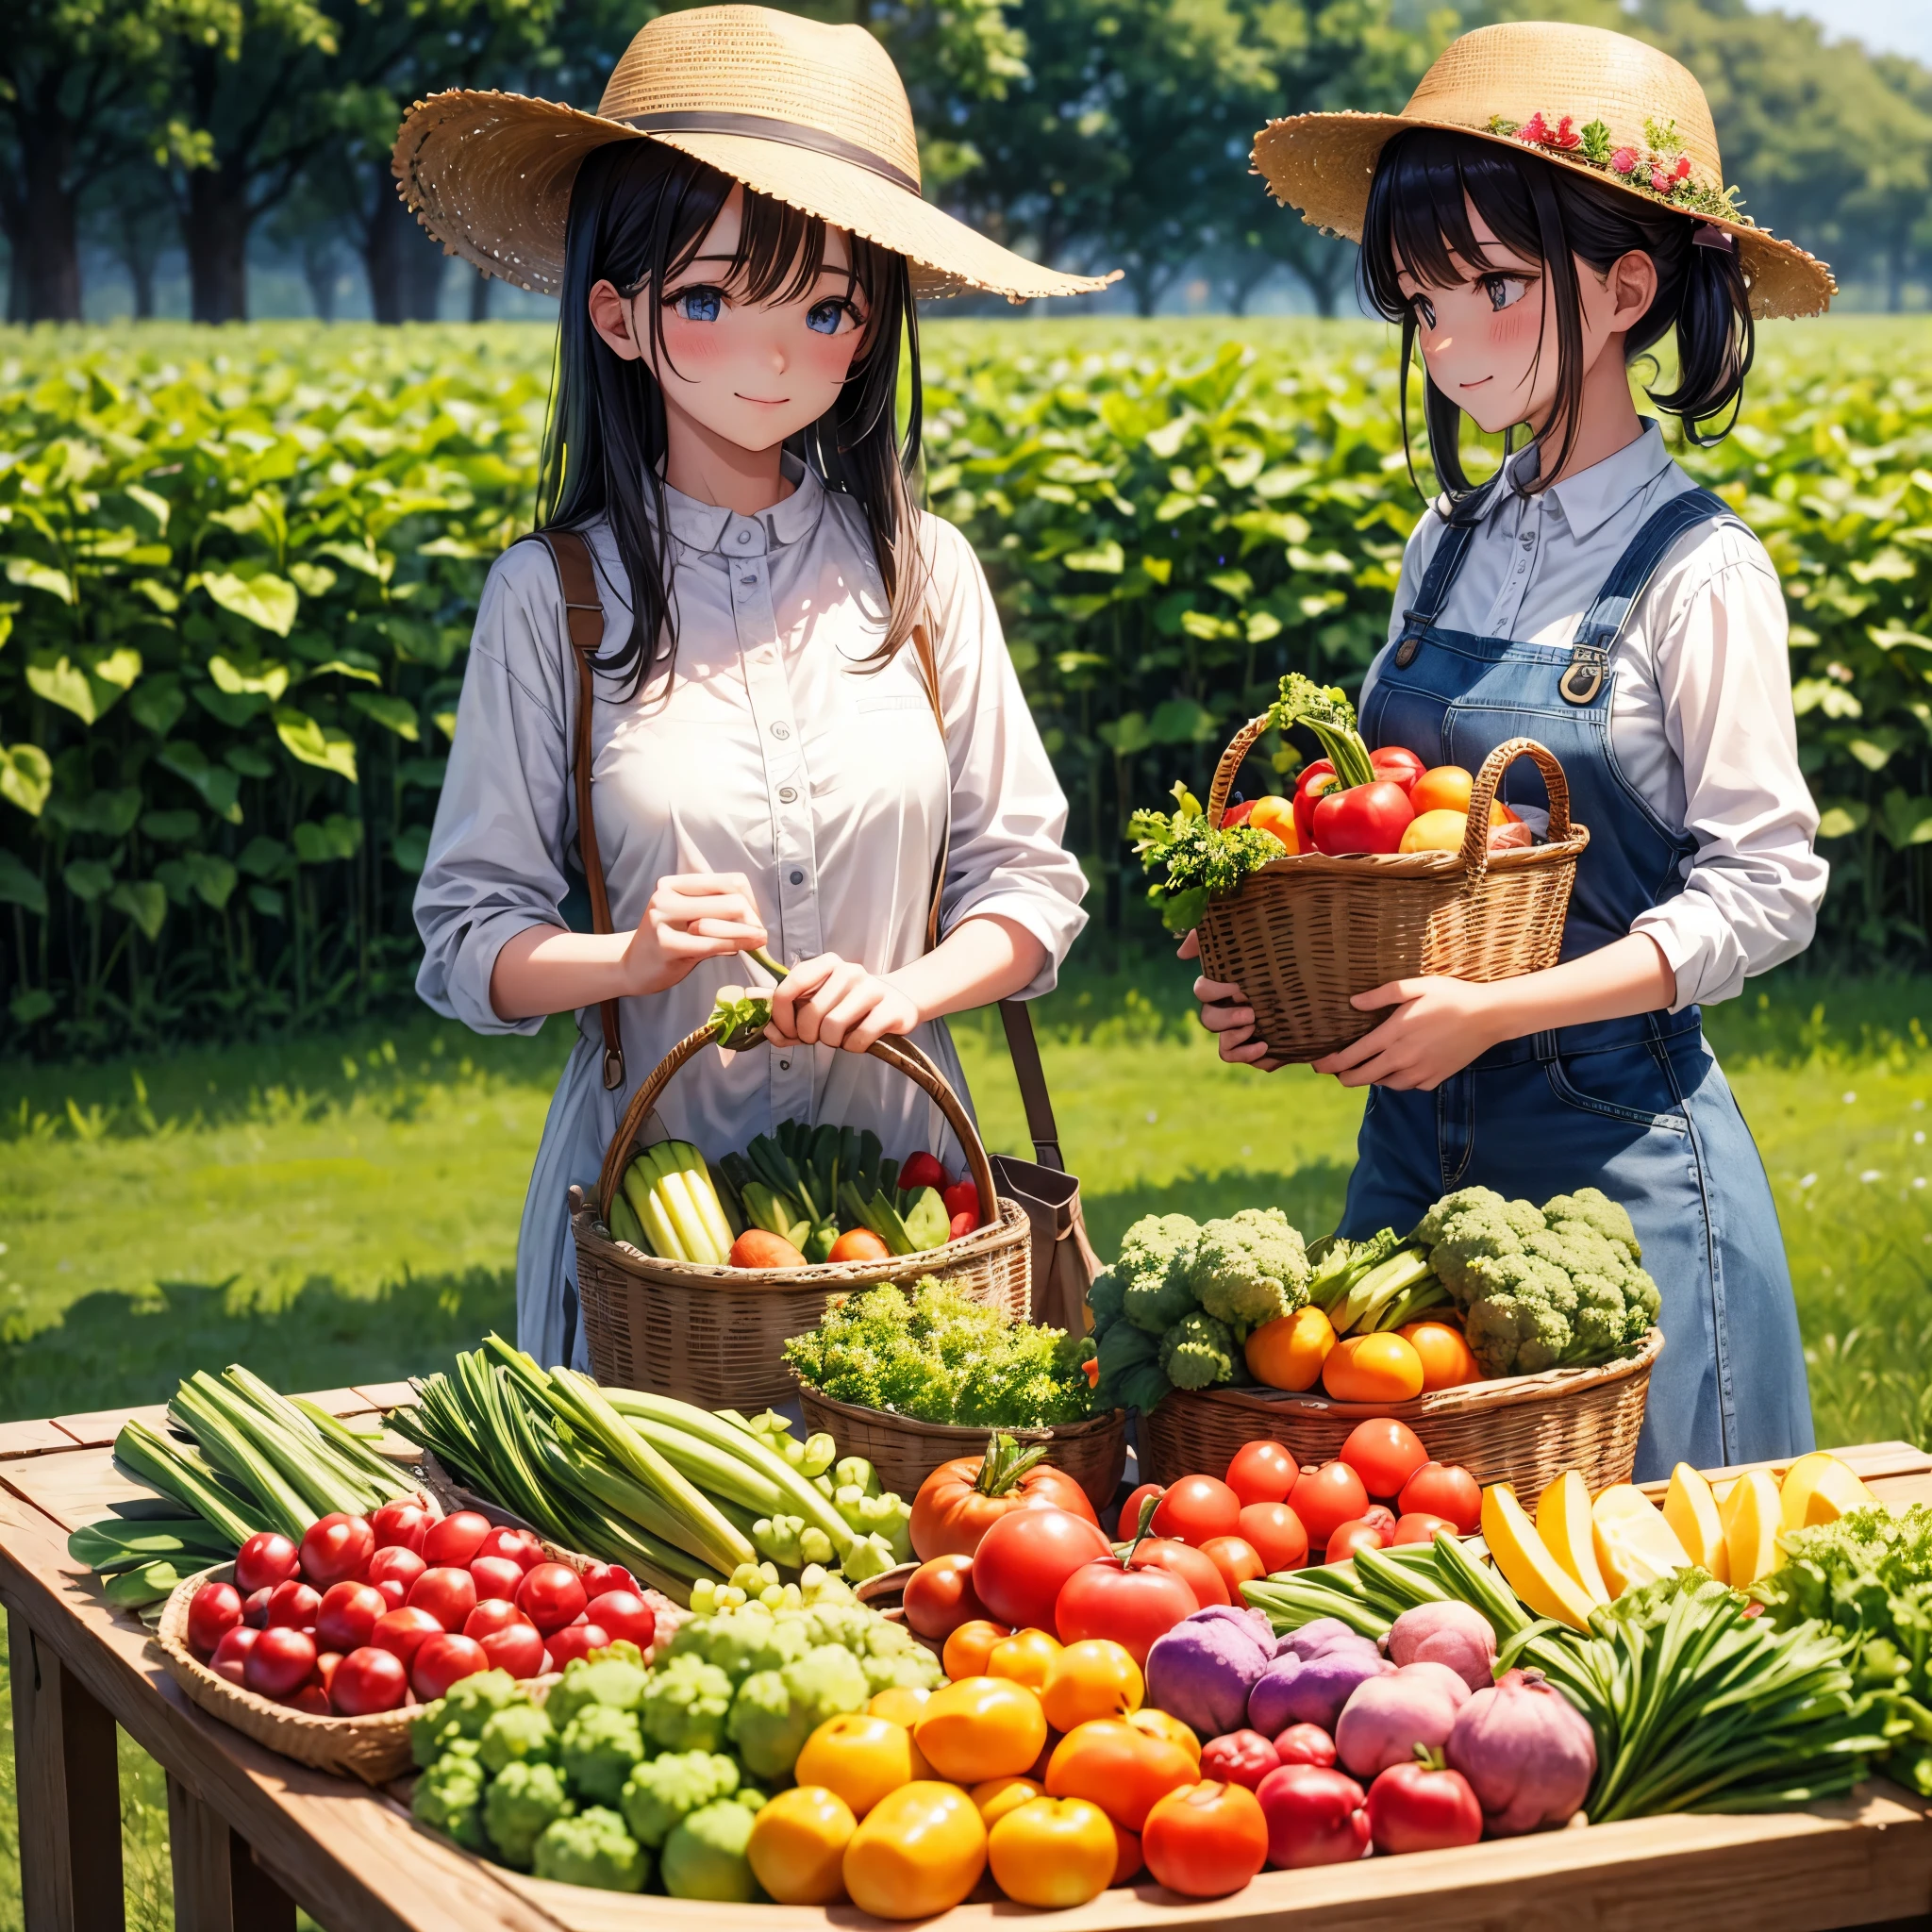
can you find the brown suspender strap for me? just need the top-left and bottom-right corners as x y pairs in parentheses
(535, 529), (626, 1091)
(909, 623), (1067, 1174)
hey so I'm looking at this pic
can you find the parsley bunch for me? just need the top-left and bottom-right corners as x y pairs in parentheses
(1129, 782), (1288, 935)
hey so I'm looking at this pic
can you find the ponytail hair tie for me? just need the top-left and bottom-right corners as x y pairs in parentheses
(1692, 224), (1737, 253)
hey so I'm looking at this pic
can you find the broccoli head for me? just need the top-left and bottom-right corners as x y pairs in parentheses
(640, 1652), (735, 1755)
(661, 1798), (761, 1903)
(620, 1750), (741, 1849)
(545, 1653), (648, 1731)
(1460, 1253), (1577, 1375)
(726, 1643), (871, 1780)
(1158, 1308), (1237, 1390)
(1086, 1269), (1125, 1337)
(477, 1703), (557, 1775)
(1541, 1186), (1642, 1262)
(559, 1701), (646, 1805)
(411, 1749), (486, 1851)
(1416, 1188), (1545, 1300)
(412, 1670), (525, 1766)
(1189, 1207), (1310, 1335)
(1116, 1213), (1203, 1334)
(484, 1758), (575, 1869)
(532, 1807), (648, 1893)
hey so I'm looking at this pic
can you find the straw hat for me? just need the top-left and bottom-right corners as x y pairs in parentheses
(1252, 21), (1834, 320)
(391, 5), (1111, 304)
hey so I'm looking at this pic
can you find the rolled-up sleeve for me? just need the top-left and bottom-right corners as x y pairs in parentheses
(414, 545), (576, 1035)
(1629, 535), (1828, 1009)
(926, 521), (1089, 997)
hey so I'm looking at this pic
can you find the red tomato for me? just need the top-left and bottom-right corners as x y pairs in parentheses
(1131, 1539), (1228, 1608)
(187, 1582), (242, 1660)
(463, 1599), (528, 1641)
(234, 1531), (300, 1595)
(899, 1151), (950, 1192)
(1274, 1724), (1338, 1769)
(516, 1562), (589, 1636)
(1111, 1824), (1143, 1884)
(479, 1622), (548, 1679)
(243, 1626), (316, 1701)
(1338, 1420), (1429, 1499)
(313, 1653), (341, 1699)
(371, 1607), (444, 1669)
(1055, 1557), (1199, 1665)
(1198, 1536), (1265, 1597)
(1220, 799), (1256, 826)
(1149, 1474), (1241, 1546)
(468, 1555), (525, 1603)
(912, 1451), (1097, 1563)
(1199, 1729), (1281, 1791)
(330, 1645), (408, 1715)
(545, 1623), (611, 1670)
(1369, 746), (1425, 793)
(1392, 1512), (1455, 1546)
(1118, 1482), (1164, 1540)
(585, 1591), (656, 1649)
(421, 1511), (492, 1569)
(903, 1554), (989, 1640)
(1224, 1441), (1299, 1507)
(411, 1632), (490, 1702)
(209, 1626), (259, 1687)
(264, 1579), (320, 1631)
(1365, 1759), (1483, 1854)
(371, 1501), (432, 1555)
(290, 1681), (332, 1716)
(949, 1209), (976, 1240)
(1398, 1461), (1483, 1536)
(1255, 1763), (1369, 1868)
(314, 1581), (386, 1655)
(299, 1513), (375, 1591)
(1292, 760), (1338, 849)
(972, 1507), (1112, 1634)
(1324, 1519), (1391, 1566)
(1288, 1463), (1370, 1545)
(477, 1526), (545, 1573)
(367, 1545), (426, 1610)
(1237, 1503), (1309, 1574)
(1311, 779), (1414, 856)
(578, 1561), (638, 1600)
(241, 1588), (272, 1629)
(1141, 1781), (1269, 1899)
(408, 1566), (478, 1634)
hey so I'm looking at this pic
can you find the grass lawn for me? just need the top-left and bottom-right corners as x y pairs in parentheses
(3, 955), (1932, 1926)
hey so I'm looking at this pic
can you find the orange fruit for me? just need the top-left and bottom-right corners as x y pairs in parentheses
(1408, 766), (1511, 825)
(1398, 808), (1469, 854)
(828, 1227), (891, 1264)
(1396, 1321), (1479, 1391)
(1320, 1332), (1424, 1404)
(1244, 1306), (1336, 1391)
(1246, 797), (1297, 853)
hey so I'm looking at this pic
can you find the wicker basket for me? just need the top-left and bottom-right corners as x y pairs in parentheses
(1197, 732), (1589, 1063)
(155, 1562), (418, 1785)
(795, 1381), (1129, 1515)
(1139, 1329), (1663, 1499)
(574, 1026), (1031, 1407)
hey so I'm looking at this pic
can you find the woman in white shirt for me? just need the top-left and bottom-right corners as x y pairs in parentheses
(395, 8), (1102, 1368)
(1198, 24), (1835, 1475)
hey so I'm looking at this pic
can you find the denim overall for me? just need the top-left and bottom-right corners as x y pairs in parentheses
(1349, 485), (1814, 1480)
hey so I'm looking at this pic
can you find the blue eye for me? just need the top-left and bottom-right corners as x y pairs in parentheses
(672, 287), (723, 323)
(806, 299), (852, 336)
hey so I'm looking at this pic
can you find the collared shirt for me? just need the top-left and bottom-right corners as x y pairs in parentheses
(414, 459), (1087, 1366)
(1362, 420), (1825, 1011)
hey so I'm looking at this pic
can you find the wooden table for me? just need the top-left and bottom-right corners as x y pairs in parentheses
(2, 1408), (1930, 1932)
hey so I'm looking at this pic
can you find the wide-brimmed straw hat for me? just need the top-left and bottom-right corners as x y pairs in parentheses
(1252, 22), (1834, 320)
(392, 4), (1111, 304)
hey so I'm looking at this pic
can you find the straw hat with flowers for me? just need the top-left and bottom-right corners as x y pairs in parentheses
(392, 4), (1112, 305)
(1252, 21), (1834, 319)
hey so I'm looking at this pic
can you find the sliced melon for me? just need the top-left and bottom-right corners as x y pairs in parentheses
(1778, 1452), (1878, 1532)
(1661, 1463), (1729, 1584)
(1481, 1483), (1600, 1631)
(1535, 1471), (1610, 1604)
(1722, 1469), (1784, 1586)
(1591, 1484), (1691, 1598)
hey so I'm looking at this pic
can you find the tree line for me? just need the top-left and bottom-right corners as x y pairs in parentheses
(7, 0), (1932, 325)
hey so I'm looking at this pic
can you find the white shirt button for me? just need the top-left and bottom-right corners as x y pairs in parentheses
(737, 529), (752, 544)
(778, 785), (797, 804)
(771, 723), (791, 741)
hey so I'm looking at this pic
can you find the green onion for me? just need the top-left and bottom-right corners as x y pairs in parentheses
(112, 1422), (268, 1548)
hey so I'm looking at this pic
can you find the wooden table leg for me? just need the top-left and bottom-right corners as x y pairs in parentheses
(8, 1607), (125, 1932)
(165, 1774), (298, 1932)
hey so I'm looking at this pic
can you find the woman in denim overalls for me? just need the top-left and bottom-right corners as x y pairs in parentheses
(1197, 25), (1836, 1477)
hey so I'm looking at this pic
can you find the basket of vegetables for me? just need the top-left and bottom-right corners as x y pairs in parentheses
(573, 1006), (1031, 1408)
(1133, 676), (1588, 1064)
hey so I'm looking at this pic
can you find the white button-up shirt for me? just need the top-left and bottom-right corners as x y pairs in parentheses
(1362, 421), (1826, 1011)
(415, 459), (1087, 1367)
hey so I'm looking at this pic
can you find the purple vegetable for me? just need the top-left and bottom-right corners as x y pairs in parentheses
(1386, 1602), (1498, 1692)
(1248, 1645), (1392, 1737)
(1145, 1605), (1276, 1739)
(1445, 1668), (1596, 1836)
(1334, 1661), (1467, 1780)
(1279, 1618), (1375, 1664)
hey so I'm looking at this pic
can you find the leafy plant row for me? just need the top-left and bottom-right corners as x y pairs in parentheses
(3, 318), (1929, 1052)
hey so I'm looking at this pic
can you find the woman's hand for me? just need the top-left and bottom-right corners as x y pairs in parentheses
(625, 872), (769, 998)
(766, 953), (921, 1053)
(1311, 976), (1502, 1090)
(1177, 929), (1283, 1071)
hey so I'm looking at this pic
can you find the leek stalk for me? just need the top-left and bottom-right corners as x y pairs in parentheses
(112, 1421), (270, 1548)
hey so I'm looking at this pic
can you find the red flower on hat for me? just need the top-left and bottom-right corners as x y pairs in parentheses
(1650, 167), (1674, 194)
(1610, 146), (1640, 174)
(1520, 111), (1552, 145)
(1550, 115), (1581, 150)
(1672, 155), (1691, 182)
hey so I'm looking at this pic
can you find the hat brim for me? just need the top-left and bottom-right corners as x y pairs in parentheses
(392, 89), (1113, 303)
(1251, 110), (1836, 322)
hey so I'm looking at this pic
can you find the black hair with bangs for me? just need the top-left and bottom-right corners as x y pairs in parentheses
(1358, 126), (1754, 512)
(537, 138), (924, 690)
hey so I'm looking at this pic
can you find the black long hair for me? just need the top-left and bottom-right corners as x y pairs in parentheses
(1358, 127), (1755, 510)
(536, 138), (924, 691)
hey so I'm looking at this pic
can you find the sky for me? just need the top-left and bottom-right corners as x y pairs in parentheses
(1749, 0), (1932, 64)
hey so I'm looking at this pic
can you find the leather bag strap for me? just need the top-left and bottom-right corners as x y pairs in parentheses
(535, 528), (625, 1091)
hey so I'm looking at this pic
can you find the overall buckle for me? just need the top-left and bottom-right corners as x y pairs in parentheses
(1559, 645), (1606, 706)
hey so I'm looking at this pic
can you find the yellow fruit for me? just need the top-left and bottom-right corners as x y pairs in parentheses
(842, 1783), (988, 1922)
(868, 1686), (932, 1727)
(1480, 1484), (1599, 1631)
(1591, 1485), (1690, 1598)
(1399, 808), (1471, 855)
(794, 1714), (927, 1819)
(1778, 1452), (1878, 1532)
(969, 1776), (1046, 1828)
(1661, 1464), (1729, 1583)
(1722, 1469), (1784, 1587)
(747, 1786), (858, 1906)
(1535, 1471), (1610, 1605)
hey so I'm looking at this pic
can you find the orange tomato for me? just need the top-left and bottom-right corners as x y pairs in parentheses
(1141, 1780), (1270, 1899)
(1321, 1331), (1424, 1403)
(988, 1795), (1119, 1909)
(841, 1783), (987, 1921)
(1045, 1719), (1198, 1832)
(868, 1685), (932, 1726)
(1111, 1823), (1144, 1884)
(1124, 1707), (1201, 1762)
(912, 1675), (1048, 1785)
(794, 1713), (928, 1818)
(941, 1619), (1011, 1681)
(1197, 1535), (1265, 1597)
(826, 1226), (891, 1264)
(970, 1775), (1045, 1827)
(1398, 1320), (1480, 1391)
(746, 1786), (858, 1906)
(1040, 1639), (1143, 1731)
(1244, 1305), (1336, 1391)
(986, 1626), (1062, 1692)
(1246, 796), (1297, 853)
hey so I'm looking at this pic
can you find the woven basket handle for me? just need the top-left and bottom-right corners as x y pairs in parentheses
(1459, 737), (1572, 879)
(1206, 712), (1274, 830)
(595, 1024), (1001, 1232)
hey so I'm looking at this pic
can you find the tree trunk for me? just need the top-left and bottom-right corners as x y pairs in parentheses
(362, 186), (409, 325)
(301, 241), (338, 321)
(402, 225), (448, 321)
(182, 160), (251, 323)
(17, 97), (83, 322)
(114, 210), (159, 320)
(469, 268), (492, 323)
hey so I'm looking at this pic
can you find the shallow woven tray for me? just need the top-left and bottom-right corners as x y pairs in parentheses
(1196, 733), (1588, 1063)
(1139, 1329), (1663, 1498)
(795, 1382), (1129, 1515)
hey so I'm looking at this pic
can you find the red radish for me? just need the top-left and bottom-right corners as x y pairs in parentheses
(422, 1511), (491, 1569)
(371, 1500), (432, 1554)
(210, 1626), (259, 1687)
(242, 1587), (273, 1629)
(264, 1579), (321, 1631)
(479, 1622), (547, 1679)
(516, 1563), (587, 1636)
(187, 1581), (242, 1659)
(244, 1626), (316, 1700)
(584, 1591), (655, 1650)
(235, 1531), (300, 1595)
(315, 1582), (386, 1656)
(371, 1607), (443, 1669)
(408, 1566), (478, 1633)
(900, 1151), (950, 1192)
(331, 1645), (408, 1716)
(578, 1562), (638, 1600)
(300, 1513), (375, 1591)
(468, 1555), (525, 1602)
(367, 1545), (426, 1610)
(545, 1624), (611, 1670)
(411, 1633), (489, 1701)
(477, 1527), (544, 1573)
